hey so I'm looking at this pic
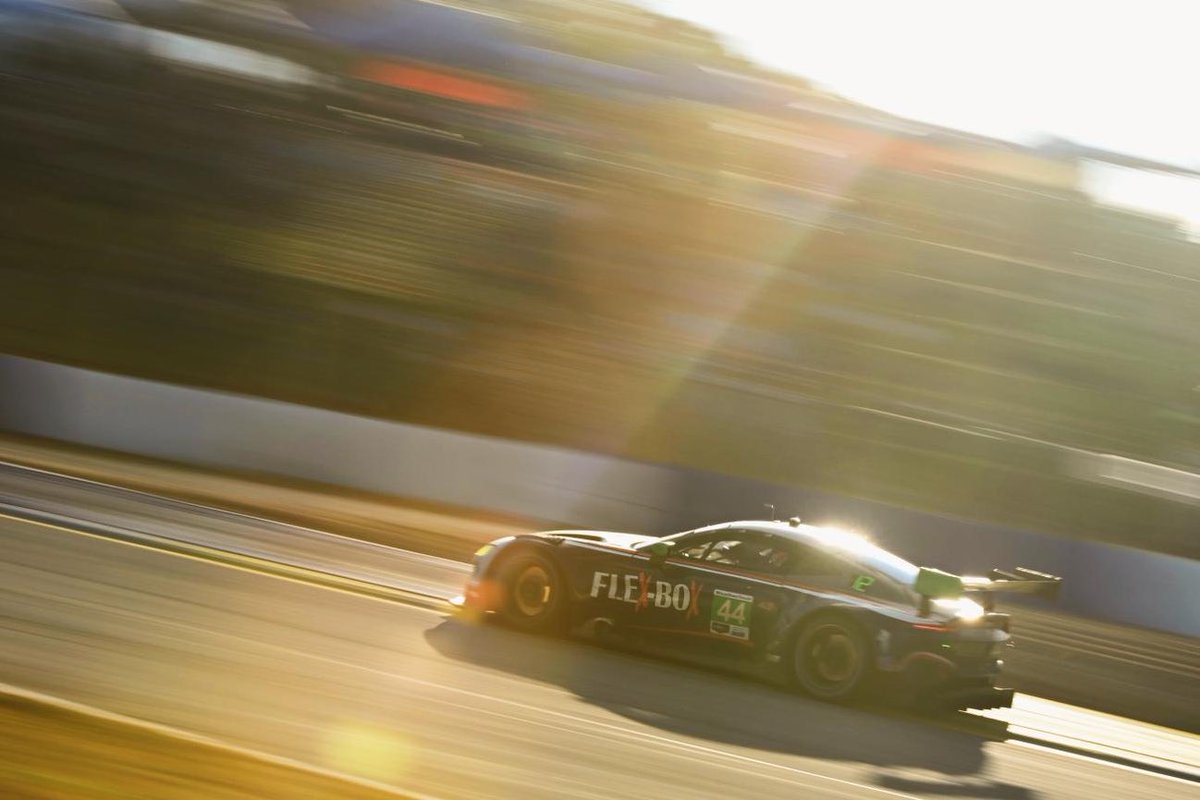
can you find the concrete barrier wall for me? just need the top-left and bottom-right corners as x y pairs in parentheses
(0, 355), (681, 531)
(2, 354), (1197, 637)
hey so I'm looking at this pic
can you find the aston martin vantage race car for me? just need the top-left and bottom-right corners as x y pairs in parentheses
(451, 518), (1062, 710)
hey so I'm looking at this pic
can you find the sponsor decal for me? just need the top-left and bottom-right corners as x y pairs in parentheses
(851, 574), (875, 593)
(589, 571), (700, 614)
(710, 589), (753, 640)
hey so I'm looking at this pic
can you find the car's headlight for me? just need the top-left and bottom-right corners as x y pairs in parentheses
(932, 596), (986, 622)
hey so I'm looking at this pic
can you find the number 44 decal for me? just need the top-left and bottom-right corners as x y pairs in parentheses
(709, 589), (752, 640)
(713, 596), (748, 624)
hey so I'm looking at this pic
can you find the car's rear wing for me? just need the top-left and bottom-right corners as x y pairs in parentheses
(976, 567), (1062, 596)
(915, 566), (1062, 615)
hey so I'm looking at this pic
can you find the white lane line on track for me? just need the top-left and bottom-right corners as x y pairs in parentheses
(1012, 633), (1199, 678)
(5, 497), (1197, 788)
(1014, 610), (1200, 651)
(1017, 626), (1200, 661)
(0, 459), (469, 571)
(0, 682), (442, 800)
(0, 509), (456, 610)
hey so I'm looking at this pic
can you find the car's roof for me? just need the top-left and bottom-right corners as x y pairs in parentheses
(677, 520), (920, 584)
(680, 519), (869, 544)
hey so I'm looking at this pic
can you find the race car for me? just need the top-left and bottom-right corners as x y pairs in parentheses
(451, 517), (1061, 710)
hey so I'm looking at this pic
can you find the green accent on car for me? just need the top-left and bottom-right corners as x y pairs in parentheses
(851, 574), (875, 592)
(646, 541), (673, 558)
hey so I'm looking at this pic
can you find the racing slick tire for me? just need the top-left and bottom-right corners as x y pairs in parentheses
(790, 614), (872, 703)
(496, 548), (568, 634)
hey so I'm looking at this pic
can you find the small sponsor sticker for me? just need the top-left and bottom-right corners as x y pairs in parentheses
(851, 574), (875, 592)
(709, 589), (753, 640)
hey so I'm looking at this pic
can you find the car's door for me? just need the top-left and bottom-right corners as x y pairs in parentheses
(639, 529), (793, 660)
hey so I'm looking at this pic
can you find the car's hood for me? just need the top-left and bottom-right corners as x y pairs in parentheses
(536, 529), (654, 550)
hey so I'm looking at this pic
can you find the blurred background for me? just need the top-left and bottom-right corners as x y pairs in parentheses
(2, 0), (1198, 558)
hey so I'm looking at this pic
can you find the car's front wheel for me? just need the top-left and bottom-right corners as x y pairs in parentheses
(791, 615), (871, 702)
(496, 549), (567, 634)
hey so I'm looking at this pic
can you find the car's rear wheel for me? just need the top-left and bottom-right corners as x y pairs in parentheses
(497, 549), (567, 634)
(791, 615), (870, 702)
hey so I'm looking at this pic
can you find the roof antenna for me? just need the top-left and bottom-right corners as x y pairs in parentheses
(764, 503), (776, 521)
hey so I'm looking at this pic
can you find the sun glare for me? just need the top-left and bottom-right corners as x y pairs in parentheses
(645, 0), (1198, 191)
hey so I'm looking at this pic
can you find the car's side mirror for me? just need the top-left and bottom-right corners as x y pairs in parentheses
(642, 540), (675, 567)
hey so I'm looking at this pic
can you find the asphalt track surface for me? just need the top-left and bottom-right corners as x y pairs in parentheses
(1, 468), (1198, 799)
(2, 460), (1197, 732)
